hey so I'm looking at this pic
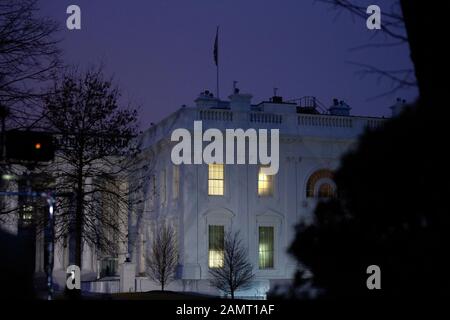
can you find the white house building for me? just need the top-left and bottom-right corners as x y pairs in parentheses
(119, 88), (388, 298)
(1, 87), (397, 298)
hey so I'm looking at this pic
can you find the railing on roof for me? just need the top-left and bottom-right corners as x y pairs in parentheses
(298, 114), (353, 128)
(286, 96), (329, 114)
(199, 109), (233, 121)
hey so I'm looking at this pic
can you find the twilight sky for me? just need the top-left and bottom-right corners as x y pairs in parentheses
(40, 0), (418, 129)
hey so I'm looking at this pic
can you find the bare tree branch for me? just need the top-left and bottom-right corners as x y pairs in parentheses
(146, 220), (178, 291)
(209, 231), (254, 299)
(0, 0), (61, 128)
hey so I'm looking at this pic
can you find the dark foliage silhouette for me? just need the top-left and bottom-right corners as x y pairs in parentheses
(290, 103), (448, 298)
(289, 0), (448, 299)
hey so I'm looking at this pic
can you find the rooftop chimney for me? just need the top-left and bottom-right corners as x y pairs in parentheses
(271, 88), (283, 103)
(329, 99), (351, 116)
(271, 96), (283, 103)
(228, 83), (252, 111)
(195, 90), (218, 108)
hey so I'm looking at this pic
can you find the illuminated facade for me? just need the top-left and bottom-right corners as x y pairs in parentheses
(0, 89), (388, 298)
(123, 89), (386, 298)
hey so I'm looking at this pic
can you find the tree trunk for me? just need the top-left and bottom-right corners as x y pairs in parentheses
(74, 191), (83, 269)
(74, 163), (84, 270)
(67, 163), (84, 299)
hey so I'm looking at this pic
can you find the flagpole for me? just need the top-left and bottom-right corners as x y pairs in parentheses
(214, 26), (220, 100)
(217, 58), (219, 100)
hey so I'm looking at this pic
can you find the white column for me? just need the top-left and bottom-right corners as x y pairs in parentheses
(120, 262), (136, 292)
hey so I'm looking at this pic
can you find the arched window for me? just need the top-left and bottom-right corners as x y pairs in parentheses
(306, 169), (336, 198)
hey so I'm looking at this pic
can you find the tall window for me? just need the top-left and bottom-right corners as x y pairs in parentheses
(208, 164), (224, 195)
(259, 226), (274, 269)
(20, 204), (34, 226)
(172, 165), (180, 199)
(208, 225), (224, 268)
(258, 167), (274, 196)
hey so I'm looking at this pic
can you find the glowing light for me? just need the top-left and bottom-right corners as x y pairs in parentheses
(35, 143), (42, 150)
(208, 164), (224, 195)
(258, 169), (273, 196)
(208, 250), (224, 268)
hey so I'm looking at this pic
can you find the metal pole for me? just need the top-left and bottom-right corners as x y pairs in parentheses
(217, 63), (220, 100)
(46, 194), (55, 300)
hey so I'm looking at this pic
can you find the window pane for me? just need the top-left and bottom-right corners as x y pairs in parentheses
(259, 226), (274, 269)
(208, 164), (224, 195)
(258, 168), (273, 196)
(306, 169), (334, 198)
(209, 225), (224, 268)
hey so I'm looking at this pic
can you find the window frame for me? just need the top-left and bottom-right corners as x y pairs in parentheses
(257, 166), (274, 197)
(208, 225), (225, 268)
(305, 169), (335, 198)
(258, 226), (275, 270)
(208, 163), (225, 196)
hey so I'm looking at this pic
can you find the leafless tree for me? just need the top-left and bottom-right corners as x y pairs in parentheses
(209, 231), (254, 299)
(0, 0), (60, 218)
(146, 220), (178, 291)
(40, 67), (147, 270)
(0, 0), (60, 128)
(318, 0), (417, 98)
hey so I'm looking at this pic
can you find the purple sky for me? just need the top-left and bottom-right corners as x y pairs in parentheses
(40, 0), (417, 129)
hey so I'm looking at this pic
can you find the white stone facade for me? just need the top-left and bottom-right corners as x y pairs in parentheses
(126, 91), (385, 298)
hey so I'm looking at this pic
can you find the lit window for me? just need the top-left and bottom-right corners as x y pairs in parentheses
(306, 169), (335, 198)
(208, 225), (224, 268)
(21, 205), (34, 225)
(258, 167), (274, 196)
(259, 226), (274, 269)
(208, 164), (224, 195)
(172, 165), (180, 199)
